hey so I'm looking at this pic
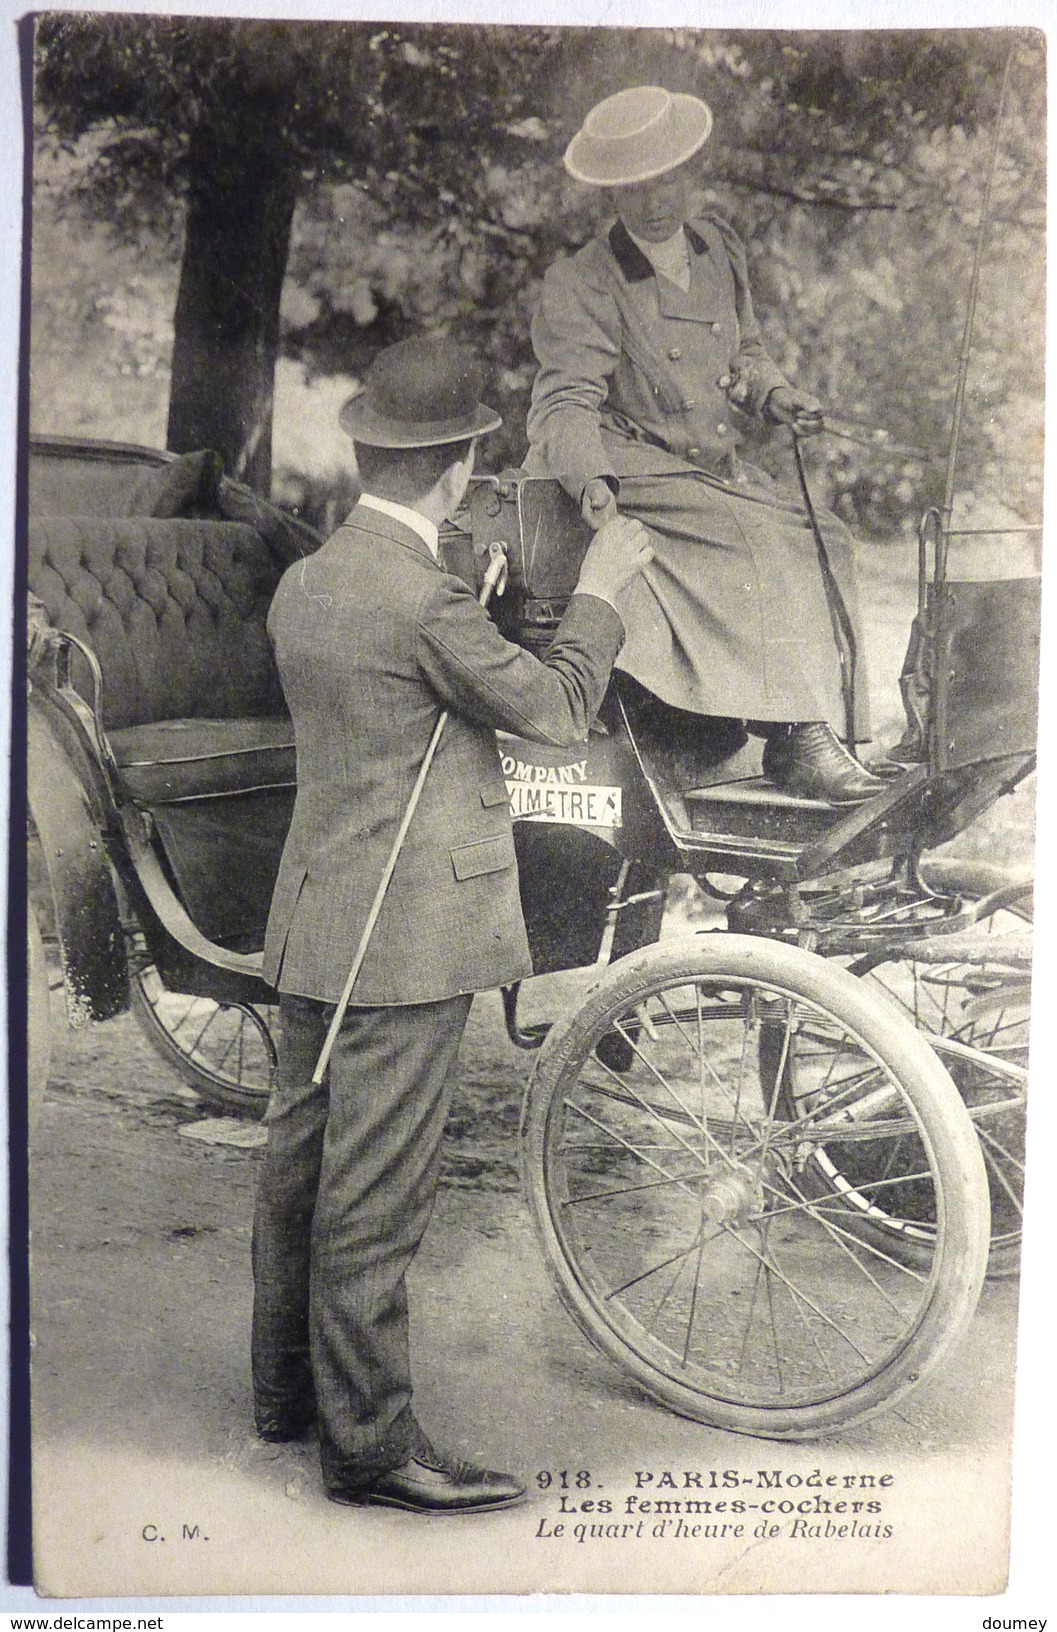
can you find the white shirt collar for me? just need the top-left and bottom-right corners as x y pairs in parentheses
(626, 224), (692, 292)
(357, 492), (440, 560)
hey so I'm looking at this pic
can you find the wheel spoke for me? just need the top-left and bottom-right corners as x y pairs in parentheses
(973, 1122), (1026, 1177)
(642, 1244), (696, 1335)
(773, 1174), (929, 1305)
(602, 1015), (752, 1180)
(528, 939), (990, 1431)
(564, 1097), (707, 1196)
(681, 1226), (710, 1367)
(975, 1130), (1024, 1214)
(560, 1170), (708, 1206)
(171, 1002), (228, 1057)
(749, 1166), (937, 1220)
(131, 969), (275, 1112)
(717, 1222), (875, 1366)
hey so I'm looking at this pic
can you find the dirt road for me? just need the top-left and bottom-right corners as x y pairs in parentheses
(23, 545), (1034, 1598)
(28, 961), (1020, 1600)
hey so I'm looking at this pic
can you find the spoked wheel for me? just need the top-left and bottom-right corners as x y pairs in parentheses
(844, 862), (1030, 1278)
(130, 965), (277, 1117)
(521, 934), (990, 1439)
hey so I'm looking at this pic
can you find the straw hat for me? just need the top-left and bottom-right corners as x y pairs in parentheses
(564, 86), (713, 187)
(339, 336), (502, 449)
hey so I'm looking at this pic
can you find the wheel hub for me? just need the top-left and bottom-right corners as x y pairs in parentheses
(699, 1166), (760, 1226)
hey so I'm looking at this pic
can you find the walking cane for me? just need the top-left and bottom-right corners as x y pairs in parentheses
(311, 539), (510, 1086)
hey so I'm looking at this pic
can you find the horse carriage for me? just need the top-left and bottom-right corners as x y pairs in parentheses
(26, 431), (1037, 1440)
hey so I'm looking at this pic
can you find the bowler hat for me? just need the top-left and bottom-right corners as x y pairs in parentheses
(339, 335), (502, 448)
(564, 86), (713, 187)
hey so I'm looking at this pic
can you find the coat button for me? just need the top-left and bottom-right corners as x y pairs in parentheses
(687, 446), (702, 459)
(716, 423), (729, 436)
(710, 321), (721, 333)
(668, 346), (682, 360)
(717, 373), (733, 389)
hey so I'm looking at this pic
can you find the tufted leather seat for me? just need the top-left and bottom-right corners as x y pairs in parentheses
(29, 516), (288, 730)
(27, 449), (319, 948)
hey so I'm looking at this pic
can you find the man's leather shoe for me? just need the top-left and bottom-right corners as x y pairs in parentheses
(328, 1447), (526, 1514)
(763, 723), (885, 805)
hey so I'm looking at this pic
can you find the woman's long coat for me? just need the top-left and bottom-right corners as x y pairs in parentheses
(526, 214), (869, 736)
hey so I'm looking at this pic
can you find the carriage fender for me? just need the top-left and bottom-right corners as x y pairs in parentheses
(28, 699), (128, 1024)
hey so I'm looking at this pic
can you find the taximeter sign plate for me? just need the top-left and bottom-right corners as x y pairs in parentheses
(506, 779), (622, 827)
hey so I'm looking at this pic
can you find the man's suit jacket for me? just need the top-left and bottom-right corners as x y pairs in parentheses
(262, 501), (624, 1005)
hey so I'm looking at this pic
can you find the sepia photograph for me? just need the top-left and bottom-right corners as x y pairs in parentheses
(13, 6), (1047, 1605)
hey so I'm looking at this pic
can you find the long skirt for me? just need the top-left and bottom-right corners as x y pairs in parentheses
(605, 439), (871, 739)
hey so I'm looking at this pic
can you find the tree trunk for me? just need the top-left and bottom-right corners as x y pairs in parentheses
(167, 122), (300, 494)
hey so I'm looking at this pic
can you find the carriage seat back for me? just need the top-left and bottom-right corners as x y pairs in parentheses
(29, 441), (224, 523)
(29, 515), (289, 729)
(930, 575), (1040, 771)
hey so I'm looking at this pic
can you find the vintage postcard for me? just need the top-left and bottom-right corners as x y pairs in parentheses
(14, 5), (1048, 1606)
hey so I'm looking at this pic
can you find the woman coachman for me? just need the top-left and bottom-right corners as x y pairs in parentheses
(527, 85), (881, 804)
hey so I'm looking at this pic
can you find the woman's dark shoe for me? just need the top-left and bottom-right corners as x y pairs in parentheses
(328, 1446), (526, 1514)
(763, 723), (885, 805)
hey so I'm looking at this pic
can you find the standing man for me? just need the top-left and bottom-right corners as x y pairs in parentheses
(252, 336), (651, 1514)
(528, 86), (881, 803)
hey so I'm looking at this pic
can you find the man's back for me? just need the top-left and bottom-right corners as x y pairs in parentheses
(263, 500), (624, 1005)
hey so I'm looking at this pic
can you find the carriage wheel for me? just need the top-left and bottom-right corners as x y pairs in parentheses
(130, 966), (276, 1118)
(763, 862), (1029, 1279)
(520, 934), (989, 1439)
(843, 863), (1029, 1278)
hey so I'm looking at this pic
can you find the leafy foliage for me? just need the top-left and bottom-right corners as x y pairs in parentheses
(33, 19), (1045, 536)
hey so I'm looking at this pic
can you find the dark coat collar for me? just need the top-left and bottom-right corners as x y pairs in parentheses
(607, 219), (710, 284)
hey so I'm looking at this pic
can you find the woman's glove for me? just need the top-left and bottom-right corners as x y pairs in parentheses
(580, 476), (619, 530)
(765, 386), (825, 437)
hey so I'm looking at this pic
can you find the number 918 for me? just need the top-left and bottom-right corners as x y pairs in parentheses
(536, 1470), (592, 1490)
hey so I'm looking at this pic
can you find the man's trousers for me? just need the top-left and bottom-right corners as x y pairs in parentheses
(251, 990), (473, 1491)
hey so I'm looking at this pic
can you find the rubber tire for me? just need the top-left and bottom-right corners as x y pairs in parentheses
(520, 932), (991, 1440)
(853, 858), (1030, 1279)
(129, 966), (276, 1118)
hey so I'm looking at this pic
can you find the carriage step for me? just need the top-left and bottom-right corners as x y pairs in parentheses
(684, 778), (832, 812)
(681, 777), (836, 851)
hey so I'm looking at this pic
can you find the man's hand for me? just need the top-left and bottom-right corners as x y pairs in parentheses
(581, 477), (619, 530)
(576, 515), (654, 609)
(766, 386), (825, 437)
